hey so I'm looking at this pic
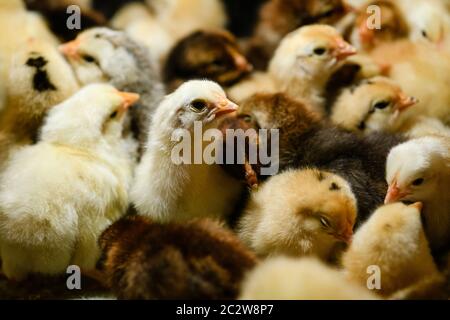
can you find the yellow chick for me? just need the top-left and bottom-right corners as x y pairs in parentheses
(229, 24), (356, 113)
(0, 84), (137, 281)
(239, 257), (378, 300)
(371, 40), (450, 125)
(343, 202), (440, 297)
(238, 168), (357, 261)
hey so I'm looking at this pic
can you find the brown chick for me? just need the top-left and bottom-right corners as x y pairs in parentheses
(223, 93), (403, 224)
(343, 202), (441, 297)
(348, 0), (409, 52)
(98, 215), (257, 300)
(238, 168), (357, 262)
(247, 0), (348, 70)
(163, 30), (252, 92)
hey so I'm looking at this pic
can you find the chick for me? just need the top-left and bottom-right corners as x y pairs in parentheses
(229, 93), (403, 223)
(385, 136), (450, 252)
(343, 202), (441, 297)
(0, 84), (137, 281)
(163, 30), (252, 92)
(0, 39), (79, 170)
(246, 0), (348, 70)
(238, 169), (357, 261)
(110, 2), (174, 67)
(131, 80), (243, 222)
(348, 0), (409, 52)
(239, 257), (378, 300)
(60, 27), (165, 149)
(98, 215), (257, 299)
(370, 40), (450, 125)
(230, 25), (357, 112)
(331, 77), (418, 133)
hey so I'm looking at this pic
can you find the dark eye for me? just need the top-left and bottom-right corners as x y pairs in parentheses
(109, 110), (118, 119)
(313, 47), (327, 55)
(243, 115), (252, 123)
(82, 54), (98, 64)
(211, 58), (225, 67)
(412, 178), (424, 186)
(373, 100), (390, 109)
(421, 30), (428, 38)
(190, 99), (208, 113)
(320, 216), (331, 228)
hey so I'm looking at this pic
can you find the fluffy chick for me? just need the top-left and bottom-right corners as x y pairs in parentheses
(238, 169), (357, 261)
(98, 215), (257, 299)
(331, 77), (417, 133)
(0, 84), (137, 280)
(343, 202), (440, 297)
(0, 39), (79, 170)
(385, 135), (450, 252)
(60, 27), (165, 149)
(163, 30), (252, 92)
(246, 0), (348, 70)
(229, 93), (403, 223)
(370, 40), (450, 125)
(230, 25), (356, 113)
(239, 257), (378, 300)
(131, 80), (243, 222)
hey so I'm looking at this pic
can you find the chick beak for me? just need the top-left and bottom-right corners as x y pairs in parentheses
(410, 202), (423, 211)
(334, 228), (353, 244)
(397, 94), (418, 112)
(213, 99), (238, 118)
(334, 40), (357, 61)
(59, 39), (81, 60)
(384, 181), (409, 204)
(118, 91), (140, 113)
(231, 48), (253, 73)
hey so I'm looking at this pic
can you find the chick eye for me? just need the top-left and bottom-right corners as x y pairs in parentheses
(421, 30), (428, 39)
(243, 115), (252, 123)
(190, 99), (208, 113)
(109, 110), (118, 119)
(313, 47), (327, 56)
(82, 54), (98, 64)
(373, 100), (391, 110)
(412, 178), (424, 186)
(320, 216), (331, 228)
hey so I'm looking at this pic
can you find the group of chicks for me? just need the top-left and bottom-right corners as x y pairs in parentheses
(0, 0), (449, 300)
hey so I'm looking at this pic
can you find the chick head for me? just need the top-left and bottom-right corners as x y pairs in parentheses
(331, 77), (417, 133)
(164, 30), (252, 87)
(239, 168), (357, 259)
(153, 80), (238, 133)
(409, 2), (449, 48)
(59, 27), (140, 85)
(269, 24), (356, 81)
(385, 137), (449, 204)
(41, 83), (139, 146)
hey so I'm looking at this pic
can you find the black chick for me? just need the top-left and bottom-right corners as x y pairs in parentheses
(163, 30), (253, 92)
(222, 93), (404, 225)
(98, 215), (257, 300)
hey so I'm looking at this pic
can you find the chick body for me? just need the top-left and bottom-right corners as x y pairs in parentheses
(99, 215), (257, 299)
(343, 203), (440, 297)
(0, 84), (134, 280)
(239, 257), (378, 300)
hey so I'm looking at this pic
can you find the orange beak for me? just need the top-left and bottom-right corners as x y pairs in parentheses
(59, 39), (81, 59)
(397, 94), (418, 112)
(118, 91), (140, 113)
(335, 228), (353, 244)
(213, 99), (238, 118)
(384, 181), (409, 204)
(230, 48), (253, 73)
(334, 40), (357, 61)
